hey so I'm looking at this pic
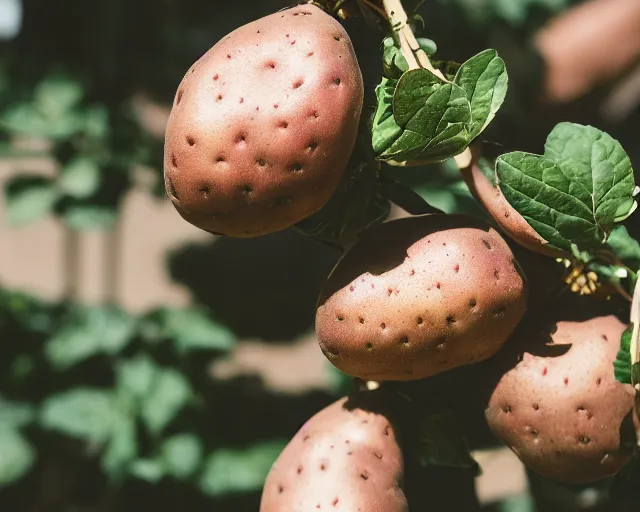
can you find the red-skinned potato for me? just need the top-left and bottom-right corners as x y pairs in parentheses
(164, 4), (364, 237)
(260, 394), (407, 512)
(461, 156), (568, 259)
(315, 214), (527, 381)
(485, 314), (636, 484)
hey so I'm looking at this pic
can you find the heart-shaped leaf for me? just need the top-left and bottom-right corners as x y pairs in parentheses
(454, 49), (508, 139)
(381, 68), (472, 164)
(496, 123), (637, 252)
(544, 122), (636, 225)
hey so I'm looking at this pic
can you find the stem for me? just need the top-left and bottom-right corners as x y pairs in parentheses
(381, 0), (472, 168)
(361, 0), (388, 19)
(453, 148), (472, 169)
(380, 174), (444, 215)
(381, 0), (442, 77)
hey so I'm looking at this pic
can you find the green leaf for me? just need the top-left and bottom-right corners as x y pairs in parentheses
(372, 78), (402, 155)
(495, 493), (535, 512)
(490, 0), (563, 25)
(0, 397), (35, 428)
(606, 226), (640, 272)
(0, 427), (35, 487)
(4, 175), (59, 226)
(45, 306), (136, 370)
(152, 308), (235, 354)
(60, 202), (118, 230)
(101, 413), (137, 480)
(116, 355), (158, 403)
(199, 440), (286, 497)
(381, 37), (437, 79)
(167, 308), (235, 353)
(140, 369), (191, 436)
(544, 123), (636, 225)
(454, 49), (508, 139)
(614, 324), (633, 385)
(11, 355), (36, 381)
(588, 260), (635, 300)
(1, 103), (84, 139)
(83, 105), (109, 140)
(0, 290), (54, 333)
(419, 410), (480, 473)
(130, 459), (165, 483)
(497, 153), (605, 252)
(59, 156), (101, 199)
(416, 38), (438, 57)
(1, 74), (85, 139)
(161, 434), (203, 480)
(382, 38), (402, 79)
(40, 389), (117, 443)
(381, 68), (471, 164)
(34, 74), (84, 117)
(497, 124), (637, 253)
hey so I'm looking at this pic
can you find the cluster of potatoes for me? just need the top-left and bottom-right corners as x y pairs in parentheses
(164, 4), (637, 509)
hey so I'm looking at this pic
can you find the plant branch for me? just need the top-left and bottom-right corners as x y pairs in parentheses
(361, 0), (388, 20)
(382, 0), (440, 76)
(380, 0), (472, 169)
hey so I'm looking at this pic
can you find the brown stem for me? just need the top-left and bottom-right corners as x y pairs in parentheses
(361, 0), (388, 19)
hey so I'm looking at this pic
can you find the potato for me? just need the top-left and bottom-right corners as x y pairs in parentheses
(164, 4), (364, 237)
(461, 158), (568, 258)
(315, 214), (527, 381)
(260, 394), (408, 512)
(485, 314), (636, 484)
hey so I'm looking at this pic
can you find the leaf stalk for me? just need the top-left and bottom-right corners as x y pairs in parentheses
(380, 0), (472, 168)
(381, 0), (440, 76)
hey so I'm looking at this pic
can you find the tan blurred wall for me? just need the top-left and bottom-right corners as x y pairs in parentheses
(0, 102), (209, 311)
(0, 164), (205, 311)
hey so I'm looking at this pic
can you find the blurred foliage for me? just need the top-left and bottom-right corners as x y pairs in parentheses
(0, 288), (339, 509)
(0, 0), (639, 510)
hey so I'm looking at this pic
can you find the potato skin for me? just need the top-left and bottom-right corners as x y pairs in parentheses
(485, 315), (636, 484)
(164, 5), (364, 237)
(461, 159), (568, 258)
(315, 214), (527, 381)
(260, 395), (408, 512)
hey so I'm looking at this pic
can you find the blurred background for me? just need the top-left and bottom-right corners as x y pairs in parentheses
(0, 0), (639, 510)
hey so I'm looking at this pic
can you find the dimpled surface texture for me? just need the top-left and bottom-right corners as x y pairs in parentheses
(260, 397), (408, 512)
(315, 214), (527, 381)
(486, 315), (636, 484)
(461, 161), (567, 258)
(164, 4), (364, 237)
